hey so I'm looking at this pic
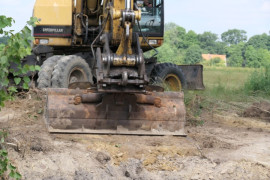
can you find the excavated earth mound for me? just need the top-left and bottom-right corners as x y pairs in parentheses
(243, 101), (270, 121)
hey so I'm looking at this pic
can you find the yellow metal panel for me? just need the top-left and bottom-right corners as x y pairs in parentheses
(33, 0), (72, 26)
(139, 37), (163, 47)
(112, 0), (125, 41)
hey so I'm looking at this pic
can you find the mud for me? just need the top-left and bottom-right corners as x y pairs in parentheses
(0, 91), (270, 180)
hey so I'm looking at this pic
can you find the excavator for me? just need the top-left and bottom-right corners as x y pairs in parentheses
(22, 0), (204, 135)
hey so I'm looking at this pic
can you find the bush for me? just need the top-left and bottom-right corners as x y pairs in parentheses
(244, 65), (270, 95)
(0, 15), (38, 107)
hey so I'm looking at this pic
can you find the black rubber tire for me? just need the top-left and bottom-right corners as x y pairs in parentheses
(151, 63), (187, 91)
(51, 55), (93, 88)
(37, 55), (62, 88)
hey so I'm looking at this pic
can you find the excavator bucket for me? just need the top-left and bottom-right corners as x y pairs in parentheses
(45, 88), (186, 136)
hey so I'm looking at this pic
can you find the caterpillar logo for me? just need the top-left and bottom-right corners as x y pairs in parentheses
(34, 25), (72, 37)
(42, 28), (64, 33)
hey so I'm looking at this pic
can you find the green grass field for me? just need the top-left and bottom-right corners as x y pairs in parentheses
(185, 66), (270, 107)
(203, 67), (254, 90)
(184, 67), (262, 124)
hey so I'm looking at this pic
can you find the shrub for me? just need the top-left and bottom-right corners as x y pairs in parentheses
(244, 65), (270, 95)
(0, 15), (39, 107)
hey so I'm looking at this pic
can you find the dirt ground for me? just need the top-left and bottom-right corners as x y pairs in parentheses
(0, 90), (270, 180)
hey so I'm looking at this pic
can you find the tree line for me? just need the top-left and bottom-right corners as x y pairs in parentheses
(154, 22), (270, 68)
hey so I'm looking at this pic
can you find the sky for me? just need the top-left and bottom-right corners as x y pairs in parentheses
(1, 0), (270, 38)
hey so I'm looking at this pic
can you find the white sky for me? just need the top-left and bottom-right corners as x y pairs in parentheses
(1, 0), (270, 38)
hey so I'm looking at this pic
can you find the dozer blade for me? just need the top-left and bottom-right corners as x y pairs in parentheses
(179, 64), (205, 90)
(45, 89), (186, 136)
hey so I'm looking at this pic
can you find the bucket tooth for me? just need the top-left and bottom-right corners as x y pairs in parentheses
(45, 88), (186, 136)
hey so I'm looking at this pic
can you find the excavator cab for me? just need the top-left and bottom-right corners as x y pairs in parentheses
(135, 0), (164, 36)
(134, 0), (164, 50)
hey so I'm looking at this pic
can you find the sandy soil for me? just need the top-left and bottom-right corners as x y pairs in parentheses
(0, 91), (270, 180)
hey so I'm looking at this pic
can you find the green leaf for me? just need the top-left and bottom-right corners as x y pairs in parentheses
(21, 66), (28, 74)
(1, 137), (4, 143)
(29, 65), (35, 72)
(14, 172), (22, 179)
(27, 36), (34, 41)
(22, 82), (29, 90)
(0, 56), (8, 65)
(23, 76), (30, 83)
(9, 170), (15, 178)
(8, 86), (17, 93)
(1, 78), (9, 87)
(8, 164), (16, 170)
(14, 42), (20, 49)
(27, 17), (38, 27)
(1, 150), (8, 156)
(14, 77), (21, 85)
(35, 65), (41, 71)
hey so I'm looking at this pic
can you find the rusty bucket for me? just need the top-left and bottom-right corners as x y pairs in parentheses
(44, 88), (186, 136)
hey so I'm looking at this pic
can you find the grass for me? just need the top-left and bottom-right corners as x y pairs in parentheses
(203, 67), (254, 90)
(184, 66), (270, 125)
(186, 67), (258, 102)
(244, 66), (270, 96)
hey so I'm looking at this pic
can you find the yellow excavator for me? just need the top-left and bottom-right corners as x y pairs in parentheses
(22, 0), (204, 135)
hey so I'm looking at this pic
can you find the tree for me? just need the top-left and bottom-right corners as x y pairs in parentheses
(164, 24), (186, 49)
(198, 31), (218, 53)
(247, 33), (270, 50)
(258, 48), (270, 66)
(214, 42), (227, 55)
(226, 42), (245, 67)
(164, 22), (179, 31)
(244, 45), (261, 68)
(244, 45), (270, 68)
(221, 29), (247, 45)
(183, 30), (199, 49)
(184, 45), (202, 64)
(155, 42), (185, 64)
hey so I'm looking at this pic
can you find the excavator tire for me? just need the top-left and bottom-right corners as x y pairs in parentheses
(37, 55), (62, 88)
(152, 63), (186, 91)
(51, 55), (93, 88)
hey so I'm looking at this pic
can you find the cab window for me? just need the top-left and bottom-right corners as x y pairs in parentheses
(134, 0), (164, 37)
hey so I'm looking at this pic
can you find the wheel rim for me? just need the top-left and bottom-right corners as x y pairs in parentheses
(68, 68), (87, 84)
(164, 74), (182, 91)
